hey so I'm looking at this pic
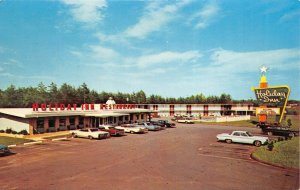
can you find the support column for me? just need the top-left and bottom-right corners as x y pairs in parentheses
(55, 117), (60, 131)
(29, 118), (36, 135)
(66, 116), (70, 127)
(44, 118), (49, 133)
(75, 116), (79, 127)
(84, 117), (90, 128)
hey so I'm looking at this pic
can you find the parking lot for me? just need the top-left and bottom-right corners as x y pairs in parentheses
(0, 124), (299, 190)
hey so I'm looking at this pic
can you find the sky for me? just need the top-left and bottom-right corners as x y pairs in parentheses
(0, 0), (299, 100)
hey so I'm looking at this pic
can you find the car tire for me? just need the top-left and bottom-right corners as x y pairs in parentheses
(88, 135), (93, 140)
(254, 141), (262, 147)
(225, 139), (232, 144)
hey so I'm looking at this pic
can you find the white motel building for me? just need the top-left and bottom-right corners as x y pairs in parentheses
(0, 98), (254, 135)
(137, 104), (255, 117)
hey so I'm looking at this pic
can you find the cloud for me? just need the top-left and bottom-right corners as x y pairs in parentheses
(125, 0), (191, 39)
(0, 46), (4, 54)
(279, 9), (300, 23)
(207, 48), (300, 73)
(136, 50), (202, 68)
(89, 45), (120, 61)
(2, 58), (23, 67)
(0, 72), (14, 77)
(61, 0), (107, 25)
(189, 2), (220, 29)
(0, 72), (55, 79)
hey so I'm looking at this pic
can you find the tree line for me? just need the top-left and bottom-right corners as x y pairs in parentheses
(0, 82), (253, 108)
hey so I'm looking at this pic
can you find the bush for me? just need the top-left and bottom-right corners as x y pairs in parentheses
(5, 128), (12, 134)
(11, 130), (18, 134)
(18, 130), (29, 135)
(0, 130), (4, 133)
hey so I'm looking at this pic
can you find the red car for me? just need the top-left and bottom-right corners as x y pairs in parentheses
(98, 125), (125, 136)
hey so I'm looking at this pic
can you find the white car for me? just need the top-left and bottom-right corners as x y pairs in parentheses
(70, 128), (110, 140)
(177, 118), (194, 124)
(216, 131), (268, 147)
(116, 124), (148, 134)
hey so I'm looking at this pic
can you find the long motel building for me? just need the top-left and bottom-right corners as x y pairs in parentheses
(136, 104), (255, 117)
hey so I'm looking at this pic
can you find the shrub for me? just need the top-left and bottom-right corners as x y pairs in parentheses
(18, 130), (29, 135)
(11, 130), (18, 134)
(5, 128), (12, 134)
(0, 130), (4, 133)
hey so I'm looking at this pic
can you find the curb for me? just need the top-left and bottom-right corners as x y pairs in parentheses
(52, 137), (68, 141)
(23, 141), (43, 146)
(250, 153), (299, 172)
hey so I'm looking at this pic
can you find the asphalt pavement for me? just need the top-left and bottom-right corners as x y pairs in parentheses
(0, 124), (299, 190)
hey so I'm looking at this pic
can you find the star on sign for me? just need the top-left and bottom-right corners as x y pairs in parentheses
(260, 66), (269, 73)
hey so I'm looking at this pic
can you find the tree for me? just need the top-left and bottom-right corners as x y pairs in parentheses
(136, 90), (147, 104)
(48, 82), (61, 103)
(219, 93), (232, 104)
(59, 83), (77, 104)
(77, 83), (90, 104)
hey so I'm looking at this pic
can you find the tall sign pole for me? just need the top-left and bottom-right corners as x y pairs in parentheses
(252, 66), (290, 123)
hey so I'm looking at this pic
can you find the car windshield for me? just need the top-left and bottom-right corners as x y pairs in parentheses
(246, 132), (253, 137)
(90, 129), (98, 132)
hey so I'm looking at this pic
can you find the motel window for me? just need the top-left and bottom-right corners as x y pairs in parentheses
(48, 118), (55, 128)
(36, 118), (44, 129)
(141, 114), (144, 120)
(69, 117), (75, 125)
(79, 117), (84, 125)
(59, 118), (66, 126)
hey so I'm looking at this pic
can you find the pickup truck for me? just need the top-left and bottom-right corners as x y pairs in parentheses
(70, 128), (110, 140)
(216, 131), (268, 147)
(257, 123), (299, 137)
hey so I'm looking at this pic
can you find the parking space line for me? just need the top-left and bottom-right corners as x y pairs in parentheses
(198, 153), (256, 163)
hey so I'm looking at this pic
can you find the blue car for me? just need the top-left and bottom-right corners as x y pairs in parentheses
(136, 122), (161, 131)
(0, 144), (10, 156)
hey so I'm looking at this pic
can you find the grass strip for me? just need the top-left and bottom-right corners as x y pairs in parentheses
(252, 137), (299, 169)
(42, 134), (71, 140)
(0, 136), (33, 146)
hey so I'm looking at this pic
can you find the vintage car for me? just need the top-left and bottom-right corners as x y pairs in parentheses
(177, 118), (194, 124)
(216, 131), (268, 147)
(116, 124), (148, 134)
(148, 121), (166, 129)
(157, 120), (176, 128)
(70, 128), (110, 140)
(136, 122), (161, 131)
(98, 125), (125, 136)
(0, 144), (10, 156)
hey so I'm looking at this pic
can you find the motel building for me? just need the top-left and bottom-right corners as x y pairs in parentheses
(0, 99), (153, 135)
(137, 104), (255, 117)
(0, 96), (255, 135)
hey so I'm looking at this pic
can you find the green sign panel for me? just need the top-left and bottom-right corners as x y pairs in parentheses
(253, 86), (290, 123)
(254, 86), (290, 107)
